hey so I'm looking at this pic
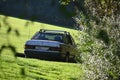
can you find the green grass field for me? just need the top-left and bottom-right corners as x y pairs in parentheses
(0, 56), (82, 80)
(0, 15), (83, 80)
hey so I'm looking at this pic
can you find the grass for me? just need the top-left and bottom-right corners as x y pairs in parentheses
(0, 55), (82, 80)
(0, 15), (83, 80)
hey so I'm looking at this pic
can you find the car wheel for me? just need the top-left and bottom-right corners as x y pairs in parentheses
(24, 53), (28, 58)
(72, 55), (77, 63)
(65, 53), (69, 62)
(25, 53), (31, 58)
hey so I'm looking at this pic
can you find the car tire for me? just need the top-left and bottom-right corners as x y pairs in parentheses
(72, 55), (77, 63)
(65, 53), (69, 62)
(25, 53), (31, 58)
(24, 53), (28, 58)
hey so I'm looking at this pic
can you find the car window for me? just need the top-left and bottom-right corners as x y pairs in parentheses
(32, 32), (64, 43)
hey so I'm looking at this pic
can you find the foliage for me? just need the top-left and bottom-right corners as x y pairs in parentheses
(73, 0), (120, 80)
(84, 0), (120, 18)
(76, 14), (120, 80)
(59, 0), (73, 5)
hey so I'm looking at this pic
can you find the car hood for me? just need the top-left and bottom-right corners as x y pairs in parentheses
(25, 40), (64, 47)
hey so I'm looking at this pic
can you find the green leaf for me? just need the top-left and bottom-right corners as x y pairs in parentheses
(7, 27), (12, 34)
(15, 29), (20, 36)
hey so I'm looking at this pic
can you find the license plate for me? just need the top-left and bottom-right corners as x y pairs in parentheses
(36, 46), (49, 50)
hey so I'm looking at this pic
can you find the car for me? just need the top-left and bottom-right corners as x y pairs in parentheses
(24, 29), (78, 62)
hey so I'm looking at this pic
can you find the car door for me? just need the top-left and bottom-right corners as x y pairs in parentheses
(60, 34), (78, 57)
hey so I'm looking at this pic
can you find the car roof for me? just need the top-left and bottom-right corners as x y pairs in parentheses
(39, 29), (70, 35)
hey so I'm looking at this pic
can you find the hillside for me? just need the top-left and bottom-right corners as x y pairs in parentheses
(0, 15), (79, 53)
(0, 15), (83, 80)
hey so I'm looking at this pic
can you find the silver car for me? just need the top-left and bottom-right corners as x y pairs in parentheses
(24, 29), (78, 62)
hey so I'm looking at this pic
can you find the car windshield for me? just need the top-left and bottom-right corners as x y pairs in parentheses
(32, 32), (64, 43)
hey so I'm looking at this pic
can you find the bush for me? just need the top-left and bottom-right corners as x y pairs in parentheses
(75, 12), (120, 80)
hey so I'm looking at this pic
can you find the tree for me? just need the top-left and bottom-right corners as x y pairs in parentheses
(74, 0), (120, 80)
(60, 0), (120, 79)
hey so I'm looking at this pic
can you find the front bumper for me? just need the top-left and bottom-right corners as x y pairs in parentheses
(24, 50), (62, 60)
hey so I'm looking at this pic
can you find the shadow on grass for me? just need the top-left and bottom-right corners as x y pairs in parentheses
(16, 53), (25, 57)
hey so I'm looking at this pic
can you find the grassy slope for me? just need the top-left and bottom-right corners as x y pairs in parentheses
(0, 15), (79, 53)
(0, 15), (83, 80)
